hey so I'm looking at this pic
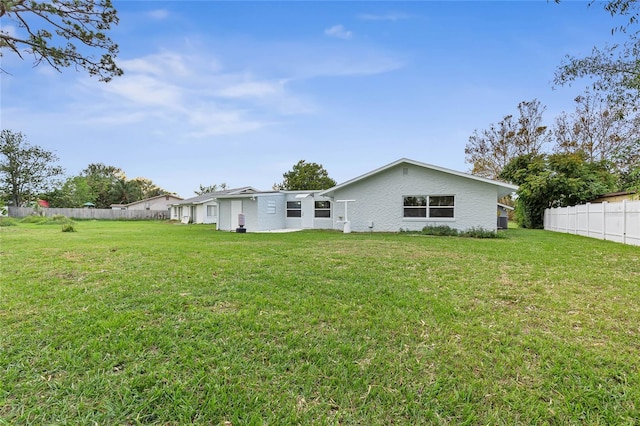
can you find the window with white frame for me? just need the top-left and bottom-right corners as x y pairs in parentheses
(429, 196), (454, 218)
(206, 205), (217, 217)
(314, 200), (331, 218)
(403, 195), (454, 218)
(403, 196), (427, 217)
(286, 201), (301, 217)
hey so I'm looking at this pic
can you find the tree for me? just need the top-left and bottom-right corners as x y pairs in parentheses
(80, 163), (124, 208)
(0, 0), (123, 82)
(465, 99), (551, 179)
(554, 91), (640, 163)
(500, 152), (617, 228)
(110, 177), (142, 205)
(195, 182), (227, 195)
(45, 175), (94, 207)
(130, 177), (168, 199)
(554, 0), (640, 107)
(276, 160), (337, 190)
(514, 99), (553, 155)
(0, 129), (64, 206)
(614, 140), (640, 192)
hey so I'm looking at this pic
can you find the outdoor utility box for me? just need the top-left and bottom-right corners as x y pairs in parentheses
(497, 216), (508, 230)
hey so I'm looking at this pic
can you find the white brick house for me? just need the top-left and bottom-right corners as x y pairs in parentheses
(214, 159), (517, 233)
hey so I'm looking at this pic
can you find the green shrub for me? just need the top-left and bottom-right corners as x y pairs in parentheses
(421, 225), (459, 236)
(48, 215), (74, 225)
(61, 223), (77, 232)
(0, 217), (18, 227)
(460, 227), (500, 238)
(20, 215), (46, 224)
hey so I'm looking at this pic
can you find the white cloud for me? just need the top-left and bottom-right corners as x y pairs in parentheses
(0, 24), (19, 38)
(102, 74), (184, 108)
(217, 80), (284, 98)
(325, 25), (353, 40)
(358, 13), (411, 22)
(6, 35), (404, 149)
(147, 9), (170, 20)
(187, 107), (269, 137)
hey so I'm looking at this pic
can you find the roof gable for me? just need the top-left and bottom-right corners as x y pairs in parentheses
(319, 158), (518, 197)
(175, 186), (257, 205)
(111, 194), (182, 208)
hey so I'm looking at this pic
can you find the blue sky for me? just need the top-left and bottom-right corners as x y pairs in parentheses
(0, 1), (628, 198)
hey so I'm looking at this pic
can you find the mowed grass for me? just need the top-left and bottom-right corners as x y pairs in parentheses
(1, 221), (639, 425)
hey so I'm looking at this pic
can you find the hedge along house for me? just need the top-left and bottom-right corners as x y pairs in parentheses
(170, 187), (257, 224)
(214, 159), (518, 233)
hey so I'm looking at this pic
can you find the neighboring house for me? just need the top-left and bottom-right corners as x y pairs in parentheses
(215, 158), (518, 233)
(590, 191), (638, 203)
(170, 187), (257, 224)
(111, 194), (183, 211)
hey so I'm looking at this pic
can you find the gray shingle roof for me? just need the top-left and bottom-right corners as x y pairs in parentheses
(173, 187), (256, 205)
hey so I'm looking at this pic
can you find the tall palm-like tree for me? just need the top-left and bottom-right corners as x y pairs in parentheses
(110, 177), (142, 205)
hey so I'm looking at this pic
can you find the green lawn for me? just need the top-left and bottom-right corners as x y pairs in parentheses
(1, 220), (639, 425)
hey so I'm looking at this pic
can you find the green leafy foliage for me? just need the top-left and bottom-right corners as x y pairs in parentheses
(421, 225), (460, 236)
(554, 0), (639, 107)
(0, 130), (65, 207)
(45, 163), (172, 208)
(500, 153), (617, 228)
(194, 182), (228, 195)
(276, 160), (337, 190)
(460, 227), (500, 238)
(45, 175), (96, 208)
(61, 222), (76, 232)
(20, 214), (46, 224)
(419, 225), (500, 238)
(0, 0), (123, 82)
(0, 216), (18, 226)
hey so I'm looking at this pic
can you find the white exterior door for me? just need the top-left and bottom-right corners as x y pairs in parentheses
(231, 200), (243, 229)
(301, 197), (314, 228)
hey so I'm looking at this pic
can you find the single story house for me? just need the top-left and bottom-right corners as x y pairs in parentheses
(590, 191), (637, 203)
(214, 158), (518, 233)
(111, 194), (183, 211)
(170, 187), (257, 224)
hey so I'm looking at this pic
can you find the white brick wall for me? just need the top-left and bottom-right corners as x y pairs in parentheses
(330, 164), (499, 232)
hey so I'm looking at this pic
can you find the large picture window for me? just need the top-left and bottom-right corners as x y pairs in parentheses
(403, 195), (454, 218)
(314, 200), (331, 218)
(286, 201), (301, 217)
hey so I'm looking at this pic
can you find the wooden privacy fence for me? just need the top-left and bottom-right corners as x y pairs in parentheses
(544, 200), (640, 246)
(8, 207), (170, 220)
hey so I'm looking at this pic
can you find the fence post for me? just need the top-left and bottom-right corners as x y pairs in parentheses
(602, 201), (607, 241)
(622, 199), (627, 245)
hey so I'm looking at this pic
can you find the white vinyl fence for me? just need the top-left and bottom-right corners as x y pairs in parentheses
(544, 200), (640, 246)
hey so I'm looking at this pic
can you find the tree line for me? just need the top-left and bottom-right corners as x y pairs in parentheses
(0, 130), (172, 209)
(0, 130), (338, 208)
(467, 94), (639, 229)
(467, 0), (640, 229)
